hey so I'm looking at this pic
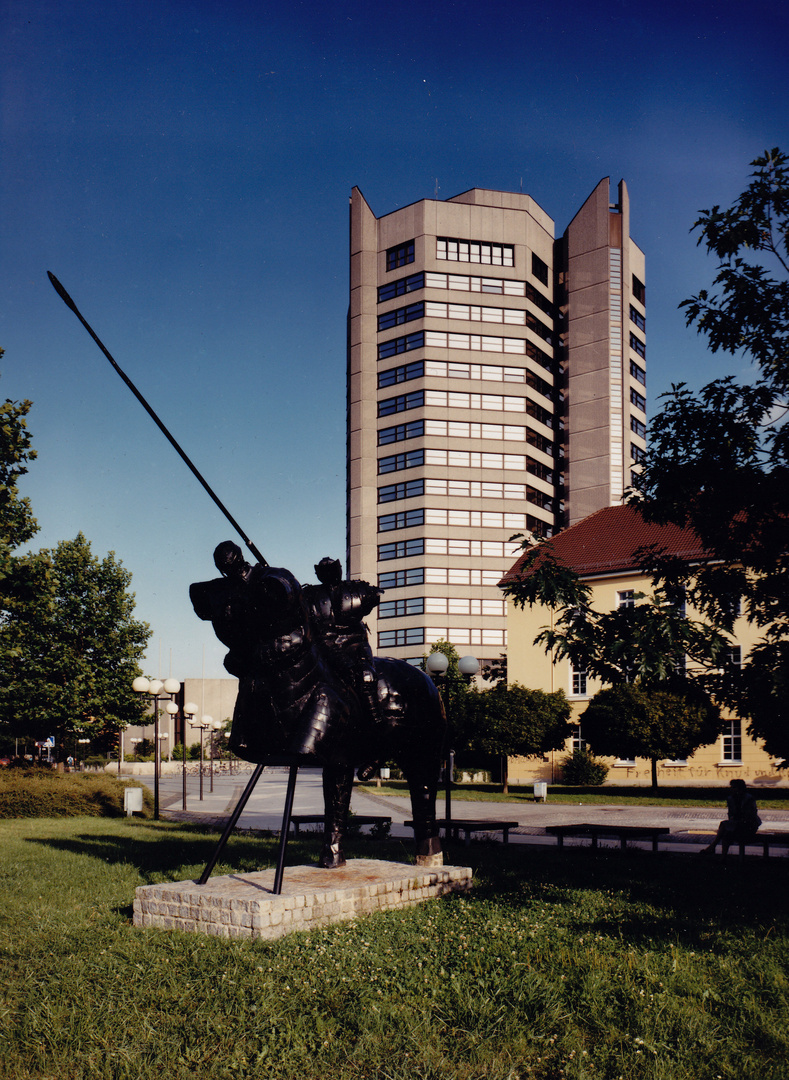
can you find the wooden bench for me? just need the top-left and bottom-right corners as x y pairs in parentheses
(288, 814), (391, 836)
(728, 831), (789, 859)
(405, 819), (519, 846)
(545, 823), (670, 853)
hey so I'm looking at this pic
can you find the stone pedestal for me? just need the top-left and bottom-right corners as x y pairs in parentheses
(133, 859), (473, 941)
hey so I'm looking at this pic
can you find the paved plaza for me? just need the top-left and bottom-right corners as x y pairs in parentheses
(151, 766), (789, 856)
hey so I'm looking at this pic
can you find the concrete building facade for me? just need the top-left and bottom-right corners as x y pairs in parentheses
(347, 180), (646, 667)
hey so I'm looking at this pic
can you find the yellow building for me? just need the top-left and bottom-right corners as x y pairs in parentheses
(500, 504), (786, 788)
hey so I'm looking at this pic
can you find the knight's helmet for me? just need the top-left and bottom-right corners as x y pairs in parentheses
(214, 540), (250, 580)
(315, 557), (343, 588)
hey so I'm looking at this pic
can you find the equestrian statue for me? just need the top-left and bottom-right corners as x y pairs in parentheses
(189, 542), (447, 870)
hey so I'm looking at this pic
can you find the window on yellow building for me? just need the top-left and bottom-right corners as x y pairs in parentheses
(721, 719), (742, 762)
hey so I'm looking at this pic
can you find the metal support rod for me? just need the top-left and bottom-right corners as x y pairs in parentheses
(47, 271), (267, 567)
(198, 763), (266, 885)
(273, 765), (299, 895)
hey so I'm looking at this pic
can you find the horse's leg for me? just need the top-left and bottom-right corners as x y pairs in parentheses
(319, 763), (354, 869)
(402, 757), (443, 867)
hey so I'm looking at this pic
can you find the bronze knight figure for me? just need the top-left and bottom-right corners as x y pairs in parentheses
(190, 542), (447, 869)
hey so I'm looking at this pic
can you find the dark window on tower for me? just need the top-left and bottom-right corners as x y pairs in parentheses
(632, 276), (646, 305)
(377, 420), (425, 445)
(378, 272), (424, 303)
(531, 253), (549, 286)
(630, 332), (646, 360)
(386, 241), (415, 271)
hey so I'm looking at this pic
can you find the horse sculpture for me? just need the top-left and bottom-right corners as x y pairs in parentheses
(189, 542), (447, 869)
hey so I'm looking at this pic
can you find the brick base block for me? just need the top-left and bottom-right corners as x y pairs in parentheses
(133, 859), (473, 941)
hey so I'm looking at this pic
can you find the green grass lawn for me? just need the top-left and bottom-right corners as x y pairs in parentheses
(1, 816), (787, 1080)
(360, 779), (789, 808)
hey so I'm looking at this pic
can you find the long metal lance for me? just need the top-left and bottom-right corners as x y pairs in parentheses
(47, 272), (268, 567)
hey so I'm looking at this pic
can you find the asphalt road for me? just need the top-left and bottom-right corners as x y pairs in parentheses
(149, 766), (789, 856)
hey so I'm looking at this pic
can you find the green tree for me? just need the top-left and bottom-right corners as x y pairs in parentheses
(581, 684), (721, 790)
(0, 533), (151, 756)
(463, 683), (571, 793)
(637, 147), (789, 763)
(0, 353), (38, 585)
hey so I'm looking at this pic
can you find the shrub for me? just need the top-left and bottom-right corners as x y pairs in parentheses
(0, 769), (153, 818)
(560, 749), (609, 785)
(83, 755), (108, 769)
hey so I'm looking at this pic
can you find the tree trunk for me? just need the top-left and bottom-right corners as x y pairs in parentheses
(651, 756), (658, 790)
(501, 754), (509, 795)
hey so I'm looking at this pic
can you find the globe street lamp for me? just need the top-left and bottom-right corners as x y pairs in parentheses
(426, 651), (479, 830)
(182, 701), (199, 811)
(132, 676), (181, 820)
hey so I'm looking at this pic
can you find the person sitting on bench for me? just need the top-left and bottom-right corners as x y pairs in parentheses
(701, 778), (761, 855)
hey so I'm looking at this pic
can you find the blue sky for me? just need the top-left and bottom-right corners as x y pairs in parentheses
(1, 0), (787, 680)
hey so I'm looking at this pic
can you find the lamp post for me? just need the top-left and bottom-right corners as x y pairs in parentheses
(132, 676), (181, 820)
(77, 737), (90, 771)
(426, 651), (479, 830)
(208, 718), (222, 793)
(191, 715), (212, 801)
(183, 701), (198, 811)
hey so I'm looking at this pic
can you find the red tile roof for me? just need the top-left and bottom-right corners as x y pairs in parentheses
(499, 503), (709, 585)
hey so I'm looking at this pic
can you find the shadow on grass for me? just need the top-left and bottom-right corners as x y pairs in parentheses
(24, 820), (420, 885)
(458, 842), (789, 938)
(25, 821), (297, 883)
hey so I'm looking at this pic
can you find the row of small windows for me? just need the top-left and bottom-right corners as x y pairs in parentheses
(379, 331), (424, 358)
(379, 627), (425, 648)
(379, 479), (424, 503)
(630, 332), (646, 360)
(381, 597), (506, 619)
(379, 477), (552, 505)
(379, 567), (425, 589)
(633, 276), (646, 305)
(378, 567), (503, 589)
(386, 241), (415, 271)
(630, 305), (646, 332)
(379, 270), (556, 320)
(378, 299), (553, 343)
(379, 538), (424, 561)
(630, 388), (646, 414)
(378, 419), (424, 445)
(377, 302), (424, 331)
(379, 508), (535, 533)
(378, 388), (554, 428)
(377, 535), (524, 561)
(378, 390), (424, 417)
(378, 359), (554, 400)
(378, 418), (555, 455)
(378, 626), (509, 649)
(630, 360), (646, 386)
(437, 237), (514, 266)
(630, 416), (647, 440)
(378, 272), (424, 303)
(379, 536), (529, 562)
(379, 597), (425, 619)
(631, 444), (646, 464)
(378, 448), (553, 481)
(379, 330), (554, 371)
